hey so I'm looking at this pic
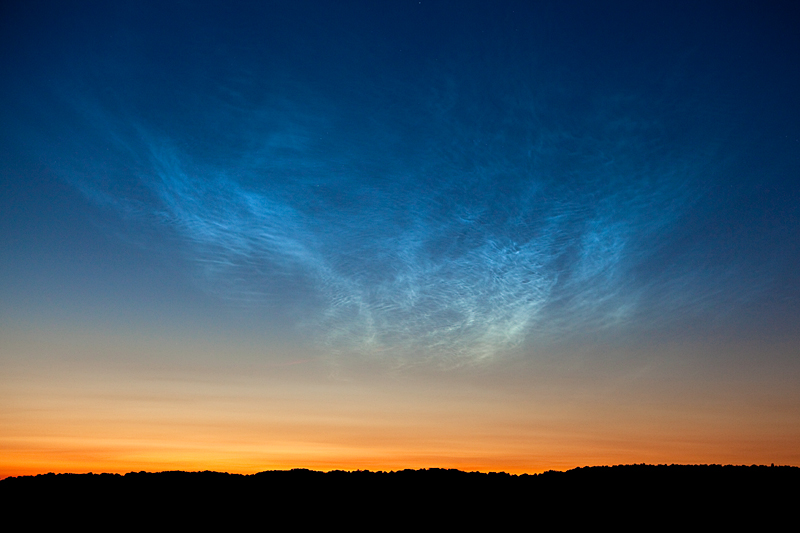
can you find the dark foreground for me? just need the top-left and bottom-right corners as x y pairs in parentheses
(4, 465), (797, 524)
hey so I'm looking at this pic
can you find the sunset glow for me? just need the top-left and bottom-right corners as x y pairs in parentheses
(2, 1), (799, 478)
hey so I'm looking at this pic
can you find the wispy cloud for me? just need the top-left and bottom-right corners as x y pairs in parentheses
(55, 71), (731, 363)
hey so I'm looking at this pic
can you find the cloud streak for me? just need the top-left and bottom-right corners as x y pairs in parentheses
(47, 48), (737, 363)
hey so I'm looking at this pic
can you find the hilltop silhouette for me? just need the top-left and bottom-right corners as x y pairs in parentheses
(3, 463), (797, 522)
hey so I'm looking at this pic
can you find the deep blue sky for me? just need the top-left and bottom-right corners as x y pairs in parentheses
(3, 0), (800, 475)
(2, 0), (799, 359)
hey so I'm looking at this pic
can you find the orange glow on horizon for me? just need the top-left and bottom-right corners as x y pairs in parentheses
(3, 328), (799, 479)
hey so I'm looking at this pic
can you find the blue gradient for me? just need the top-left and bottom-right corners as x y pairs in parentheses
(3, 0), (799, 363)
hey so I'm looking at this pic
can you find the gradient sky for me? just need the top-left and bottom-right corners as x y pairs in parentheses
(2, 0), (799, 477)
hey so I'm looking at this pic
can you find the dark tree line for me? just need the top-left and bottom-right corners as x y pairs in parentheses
(3, 464), (796, 525)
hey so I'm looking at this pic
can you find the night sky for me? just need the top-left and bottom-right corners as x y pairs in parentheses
(2, 1), (799, 476)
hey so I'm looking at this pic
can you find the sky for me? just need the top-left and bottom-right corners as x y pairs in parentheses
(1, 0), (799, 477)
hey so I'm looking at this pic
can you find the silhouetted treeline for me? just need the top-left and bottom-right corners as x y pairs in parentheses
(3, 465), (797, 525)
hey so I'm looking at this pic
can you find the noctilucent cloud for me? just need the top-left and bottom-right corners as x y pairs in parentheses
(6, 1), (797, 364)
(1, 1), (799, 474)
